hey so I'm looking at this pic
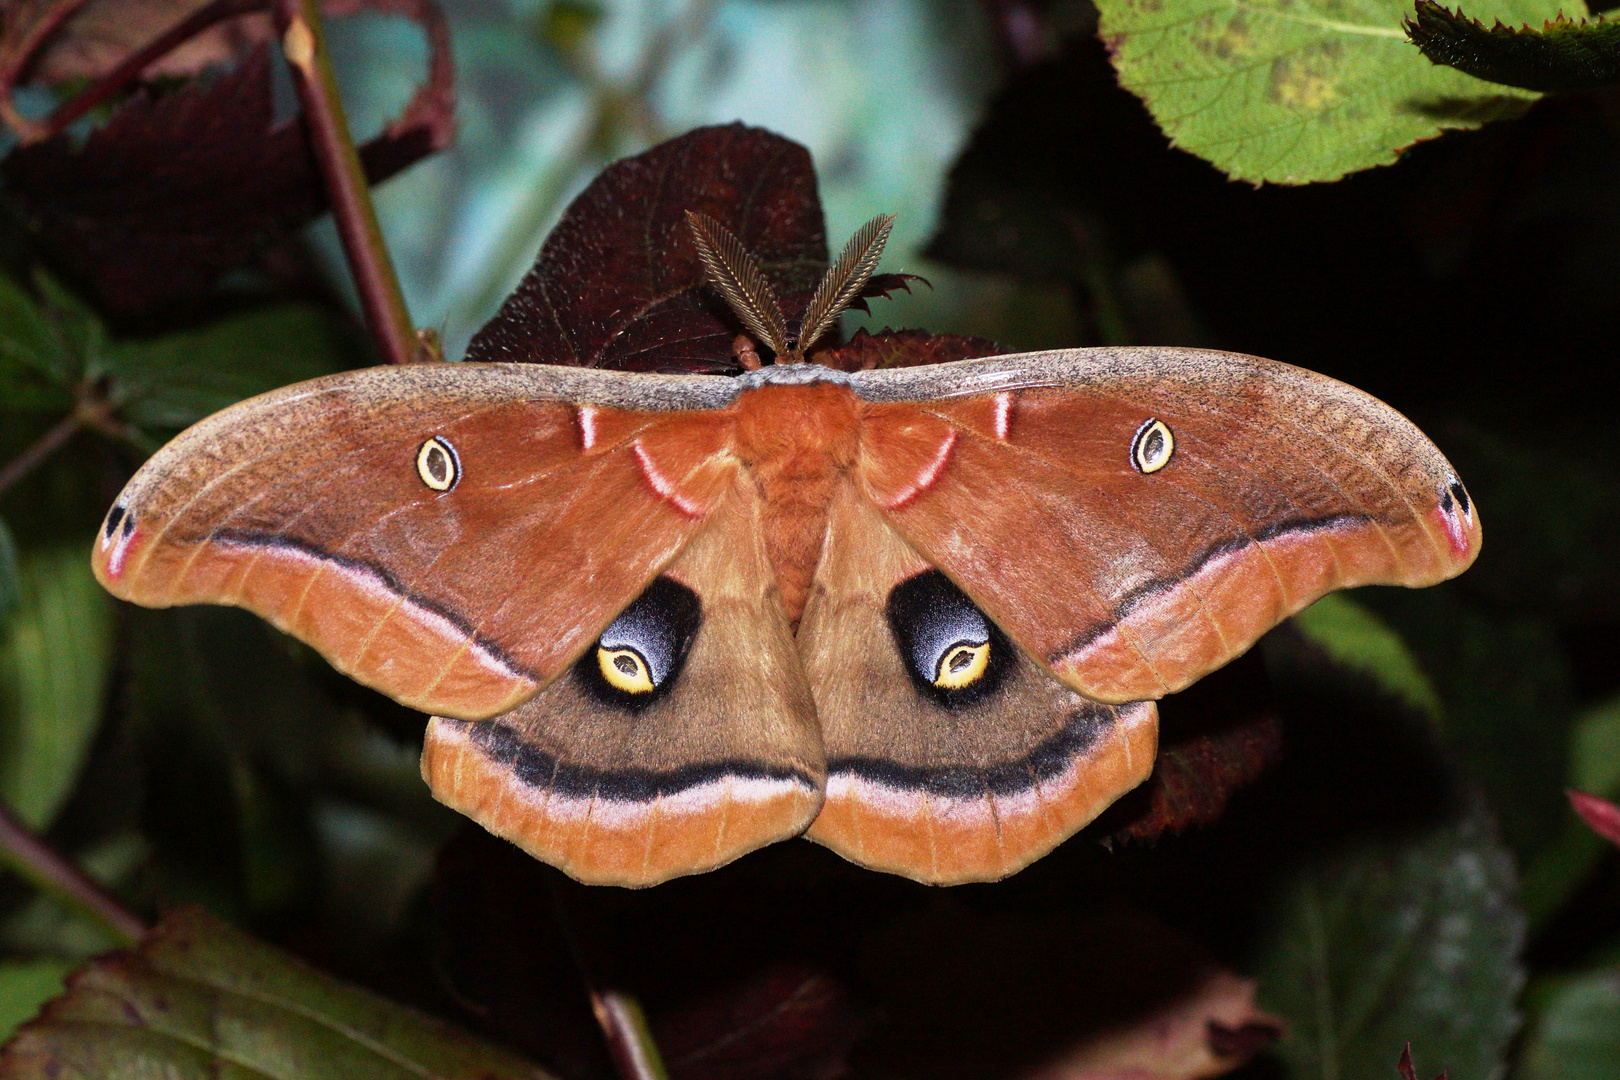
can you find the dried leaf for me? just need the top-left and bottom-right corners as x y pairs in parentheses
(1020, 968), (1282, 1080)
(464, 124), (829, 374)
(1406, 0), (1620, 93)
(850, 272), (925, 308)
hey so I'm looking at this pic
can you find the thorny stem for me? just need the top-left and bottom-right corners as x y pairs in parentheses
(0, 802), (145, 945)
(275, 0), (416, 365)
(0, 384), (152, 503)
(546, 878), (672, 1080)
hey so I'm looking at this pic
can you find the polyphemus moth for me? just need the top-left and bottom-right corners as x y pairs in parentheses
(90, 212), (1480, 888)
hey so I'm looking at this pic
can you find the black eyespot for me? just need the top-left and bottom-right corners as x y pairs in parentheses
(886, 570), (1011, 708)
(1449, 478), (1470, 517)
(416, 437), (460, 492)
(103, 505), (125, 539)
(575, 576), (701, 711)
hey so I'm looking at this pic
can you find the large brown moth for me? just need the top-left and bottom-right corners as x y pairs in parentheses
(90, 207), (1480, 888)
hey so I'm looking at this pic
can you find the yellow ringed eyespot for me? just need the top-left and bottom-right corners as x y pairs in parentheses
(416, 437), (460, 492)
(598, 647), (655, 694)
(1131, 419), (1174, 474)
(934, 641), (991, 689)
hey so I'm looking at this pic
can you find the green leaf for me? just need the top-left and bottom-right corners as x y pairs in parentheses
(0, 962), (73, 1044)
(1094, 0), (1559, 183)
(0, 546), (114, 831)
(1406, 1), (1620, 92)
(1518, 969), (1620, 1080)
(0, 906), (552, 1080)
(1252, 802), (1524, 1080)
(1292, 592), (1443, 722)
(0, 521), (17, 621)
(0, 278), (86, 415)
(101, 305), (352, 432)
(1570, 694), (1620, 797)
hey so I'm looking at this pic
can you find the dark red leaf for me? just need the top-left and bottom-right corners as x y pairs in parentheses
(856, 906), (1282, 1079)
(1568, 788), (1620, 846)
(813, 327), (1004, 371)
(464, 123), (830, 374)
(654, 964), (869, 1080)
(1095, 652), (1283, 844)
(1398, 1042), (1450, 1080)
(845, 271), (926, 314)
(1, 0), (452, 315)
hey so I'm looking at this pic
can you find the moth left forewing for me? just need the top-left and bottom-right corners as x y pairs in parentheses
(852, 347), (1481, 705)
(423, 474), (825, 888)
(93, 363), (742, 720)
(797, 483), (1157, 885)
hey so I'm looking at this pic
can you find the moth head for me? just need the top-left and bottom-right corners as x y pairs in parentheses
(686, 210), (896, 365)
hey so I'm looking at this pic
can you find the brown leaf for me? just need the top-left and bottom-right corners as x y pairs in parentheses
(464, 123), (830, 374)
(1, 0), (452, 314)
(1020, 969), (1283, 1080)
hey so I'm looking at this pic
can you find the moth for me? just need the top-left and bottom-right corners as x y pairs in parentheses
(91, 213), (1481, 887)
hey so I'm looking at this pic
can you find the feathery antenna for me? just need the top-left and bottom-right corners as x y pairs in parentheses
(796, 214), (895, 356)
(684, 212), (791, 360)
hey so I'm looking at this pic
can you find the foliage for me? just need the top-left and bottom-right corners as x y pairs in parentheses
(0, 906), (549, 1079)
(1405, 0), (1620, 93)
(1092, 0), (1555, 183)
(0, 0), (1614, 1078)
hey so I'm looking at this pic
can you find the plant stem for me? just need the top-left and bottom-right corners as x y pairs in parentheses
(275, 0), (416, 366)
(0, 414), (79, 502)
(0, 802), (145, 945)
(590, 988), (671, 1080)
(546, 877), (671, 1080)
